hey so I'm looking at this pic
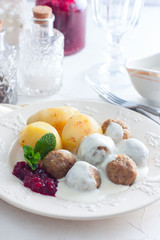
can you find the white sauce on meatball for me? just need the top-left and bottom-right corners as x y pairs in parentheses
(77, 133), (115, 165)
(117, 138), (149, 167)
(105, 122), (123, 143)
(66, 161), (97, 191)
(57, 165), (129, 202)
(56, 135), (149, 203)
(57, 157), (148, 203)
(101, 154), (118, 170)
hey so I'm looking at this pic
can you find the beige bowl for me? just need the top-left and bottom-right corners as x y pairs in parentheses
(126, 53), (160, 106)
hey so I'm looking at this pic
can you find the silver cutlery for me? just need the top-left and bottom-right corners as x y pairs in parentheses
(133, 108), (160, 125)
(91, 83), (160, 116)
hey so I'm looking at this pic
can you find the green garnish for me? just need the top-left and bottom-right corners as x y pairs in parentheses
(23, 133), (56, 170)
(23, 145), (41, 170)
(34, 133), (56, 159)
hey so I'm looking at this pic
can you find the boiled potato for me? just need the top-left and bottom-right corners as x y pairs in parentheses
(27, 106), (79, 136)
(19, 121), (62, 149)
(61, 114), (102, 153)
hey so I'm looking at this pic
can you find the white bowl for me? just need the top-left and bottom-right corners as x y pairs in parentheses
(126, 53), (160, 106)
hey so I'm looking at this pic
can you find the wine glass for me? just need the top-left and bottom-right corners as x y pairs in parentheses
(86, 0), (144, 91)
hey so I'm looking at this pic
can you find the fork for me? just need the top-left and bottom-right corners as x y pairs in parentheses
(91, 83), (160, 116)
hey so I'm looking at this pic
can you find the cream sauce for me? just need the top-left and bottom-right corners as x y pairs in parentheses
(57, 166), (148, 203)
(66, 161), (97, 191)
(77, 133), (115, 165)
(105, 122), (123, 143)
(57, 170), (129, 203)
(56, 134), (149, 203)
(117, 138), (149, 167)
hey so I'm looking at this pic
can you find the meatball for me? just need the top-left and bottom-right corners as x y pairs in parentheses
(102, 119), (131, 142)
(66, 161), (101, 191)
(117, 138), (148, 167)
(42, 149), (76, 179)
(89, 165), (101, 188)
(106, 154), (137, 186)
(77, 133), (115, 165)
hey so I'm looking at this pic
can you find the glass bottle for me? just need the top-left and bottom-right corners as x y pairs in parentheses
(36, 0), (87, 56)
(18, 5), (64, 97)
(0, 21), (17, 104)
(0, 0), (26, 45)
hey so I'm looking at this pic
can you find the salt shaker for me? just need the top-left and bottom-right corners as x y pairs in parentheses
(18, 5), (64, 97)
(0, 21), (17, 104)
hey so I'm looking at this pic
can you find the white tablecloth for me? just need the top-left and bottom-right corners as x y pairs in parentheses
(1, 3), (160, 240)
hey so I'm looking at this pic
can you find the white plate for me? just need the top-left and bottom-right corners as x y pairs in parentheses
(0, 100), (160, 220)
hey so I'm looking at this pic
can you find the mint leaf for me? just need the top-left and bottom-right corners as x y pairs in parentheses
(31, 152), (41, 164)
(23, 145), (41, 170)
(34, 133), (56, 159)
(26, 160), (37, 170)
(23, 145), (34, 159)
(25, 158), (36, 170)
(22, 133), (56, 170)
(31, 164), (38, 170)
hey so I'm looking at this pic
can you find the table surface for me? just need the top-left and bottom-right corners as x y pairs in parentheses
(1, 3), (160, 240)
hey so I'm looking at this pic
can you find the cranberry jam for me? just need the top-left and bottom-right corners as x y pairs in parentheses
(12, 162), (58, 196)
(36, 0), (87, 56)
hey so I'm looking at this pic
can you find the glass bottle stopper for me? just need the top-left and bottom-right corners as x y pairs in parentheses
(32, 5), (52, 20)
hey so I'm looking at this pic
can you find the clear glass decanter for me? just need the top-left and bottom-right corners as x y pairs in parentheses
(0, 21), (17, 104)
(18, 5), (64, 97)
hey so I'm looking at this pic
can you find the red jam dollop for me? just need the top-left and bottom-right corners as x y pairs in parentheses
(36, 0), (87, 56)
(12, 161), (58, 196)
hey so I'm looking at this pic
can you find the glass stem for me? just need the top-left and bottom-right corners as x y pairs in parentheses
(103, 33), (124, 73)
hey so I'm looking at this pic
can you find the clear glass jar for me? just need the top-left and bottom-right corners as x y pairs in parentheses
(36, 0), (87, 56)
(0, 0), (26, 45)
(0, 25), (17, 104)
(18, 6), (64, 97)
